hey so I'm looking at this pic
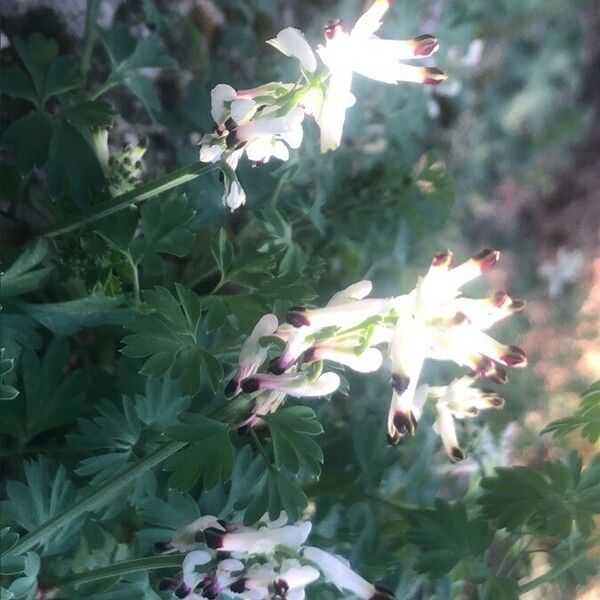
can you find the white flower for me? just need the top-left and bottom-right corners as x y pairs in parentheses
(241, 371), (341, 399)
(223, 179), (247, 212)
(226, 314), (279, 397)
(386, 249), (525, 445)
(211, 83), (238, 123)
(182, 550), (212, 589)
(305, 342), (383, 373)
(316, 0), (445, 152)
(205, 520), (312, 554)
(304, 547), (393, 600)
(267, 27), (317, 73)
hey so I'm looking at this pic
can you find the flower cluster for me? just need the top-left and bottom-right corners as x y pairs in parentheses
(228, 249), (526, 460)
(154, 513), (393, 600)
(198, 0), (446, 211)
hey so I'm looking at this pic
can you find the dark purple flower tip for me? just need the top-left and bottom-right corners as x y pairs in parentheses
(432, 249), (455, 268)
(501, 345), (527, 367)
(452, 311), (470, 325)
(450, 447), (466, 462)
(175, 583), (192, 598)
(216, 550), (232, 559)
(224, 377), (239, 398)
(241, 377), (261, 393)
(390, 373), (410, 394)
(273, 579), (290, 597)
(204, 526), (225, 549)
(153, 541), (175, 554)
(230, 578), (247, 593)
(285, 311), (311, 328)
(472, 356), (494, 378)
(466, 406), (479, 416)
(237, 423), (251, 436)
(268, 357), (287, 375)
(371, 584), (396, 599)
(393, 411), (416, 438)
(473, 248), (500, 271)
(422, 67), (447, 85)
(487, 364), (508, 385)
(413, 34), (438, 57)
(159, 578), (179, 591)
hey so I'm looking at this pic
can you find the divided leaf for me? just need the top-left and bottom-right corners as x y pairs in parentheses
(0, 239), (52, 298)
(262, 406), (324, 478)
(406, 499), (494, 578)
(543, 381), (600, 443)
(164, 414), (234, 491)
(478, 452), (600, 538)
(121, 284), (223, 394)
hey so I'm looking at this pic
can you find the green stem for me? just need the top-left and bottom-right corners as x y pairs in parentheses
(43, 162), (220, 238)
(518, 537), (598, 594)
(46, 554), (185, 590)
(89, 78), (120, 101)
(3, 441), (185, 558)
(81, 0), (101, 78)
(126, 251), (141, 307)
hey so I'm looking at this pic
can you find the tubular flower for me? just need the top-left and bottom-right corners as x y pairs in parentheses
(316, 0), (446, 151)
(427, 375), (505, 461)
(386, 249), (525, 446)
(230, 249), (525, 462)
(197, 0), (447, 209)
(303, 547), (394, 600)
(156, 514), (393, 599)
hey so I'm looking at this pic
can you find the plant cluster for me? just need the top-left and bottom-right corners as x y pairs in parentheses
(0, 0), (597, 599)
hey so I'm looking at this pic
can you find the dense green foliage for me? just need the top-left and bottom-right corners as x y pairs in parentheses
(0, 0), (597, 598)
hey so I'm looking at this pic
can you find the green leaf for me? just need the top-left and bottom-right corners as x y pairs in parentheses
(262, 406), (324, 478)
(98, 23), (178, 118)
(406, 499), (494, 578)
(164, 414), (234, 491)
(0, 337), (88, 441)
(130, 193), (196, 265)
(46, 118), (105, 205)
(478, 452), (600, 538)
(482, 576), (519, 600)
(121, 285), (223, 395)
(0, 239), (52, 298)
(235, 461), (308, 525)
(22, 293), (134, 335)
(1, 457), (80, 555)
(1, 110), (53, 174)
(542, 381), (600, 443)
(11, 33), (82, 105)
(62, 100), (118, 129)
(0, 65), (37, 105)
(0, 349), (19, 401)
(0, 314), (42, 365)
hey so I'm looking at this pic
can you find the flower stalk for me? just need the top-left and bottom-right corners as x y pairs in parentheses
(42, 161), (220, 238)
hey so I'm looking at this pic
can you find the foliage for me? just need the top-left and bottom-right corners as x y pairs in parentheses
(0, 0), (595, 598)
(543, 381), (600, 443)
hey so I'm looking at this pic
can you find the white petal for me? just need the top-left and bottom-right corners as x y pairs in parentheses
(435, 403), (461, 459)
(223, 180), (246, 212)
(272, 140), (290, 161)
(303, 547), (375, 599)
(221, 521), (311, 554)
(327, 280), (373, 306)
(313, 346), (382, 373)
(211, 83), (237, 123)
(267, 27), (317, 73)
(281, 565), (320, 589)
(290, 372), (341, 398)
(199, 143), (223, 163)
(351, 0), (390, 39)
(231, 98), (257, 124)
(182, 550), (211, 588)
(317, 65), (354, 153)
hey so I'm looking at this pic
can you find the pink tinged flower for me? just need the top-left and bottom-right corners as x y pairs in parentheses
(226, 314), (279, 397)
(202, 558), (245, 599)
(447, 291), (525, 330)
(303, 547), (394, 600)
(285, 298), (394, 331)
(240, 371), (340, 398)
(267, 27), (317, 73)
(205, 521), (312, 554)
(154, 515), (222, 554)
(237, 390), (286, 432)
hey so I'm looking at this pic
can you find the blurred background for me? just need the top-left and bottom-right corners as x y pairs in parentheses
(1, 0), (599, 597)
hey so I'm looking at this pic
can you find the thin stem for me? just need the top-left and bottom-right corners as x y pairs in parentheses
(518, 537), (599, 594)
(46, 554), (185, 590)
(43, 162), (219, 238)
(249, 428), (274, 471)
(3, 441), (185, 558)
(81, 0), (101, 78)
(89, 78), (120, 101)
(126, 251), (141, 307)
